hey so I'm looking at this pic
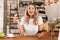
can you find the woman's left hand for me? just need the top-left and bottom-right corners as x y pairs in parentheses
(37, 33), (45, 38)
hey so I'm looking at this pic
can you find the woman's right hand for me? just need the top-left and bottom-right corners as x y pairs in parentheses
(14, 16), (19, 23)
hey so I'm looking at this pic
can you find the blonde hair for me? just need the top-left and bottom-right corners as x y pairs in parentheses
(24, 3), (38, 25)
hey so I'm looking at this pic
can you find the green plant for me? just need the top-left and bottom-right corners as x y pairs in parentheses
(0, 32), (5, 38)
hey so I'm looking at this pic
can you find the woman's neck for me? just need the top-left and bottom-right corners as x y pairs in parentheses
(30, 15), (33, 18)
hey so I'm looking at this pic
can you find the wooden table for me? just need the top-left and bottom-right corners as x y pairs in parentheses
(0, 36), (58, 40)
(0, 32), (58, 40)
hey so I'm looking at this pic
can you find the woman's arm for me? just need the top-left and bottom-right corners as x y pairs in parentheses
(18, 24), (25, 36)
(37, 24), (45, 38)
(14, 17), (24, 36)
(37, 23), (49, 38)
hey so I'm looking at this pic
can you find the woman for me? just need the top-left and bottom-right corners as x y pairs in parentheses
(18, 3), (49, 37)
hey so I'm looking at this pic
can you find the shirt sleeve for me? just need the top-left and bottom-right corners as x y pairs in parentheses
(20, 17), (25, 25)
(38, 16), (43, 25)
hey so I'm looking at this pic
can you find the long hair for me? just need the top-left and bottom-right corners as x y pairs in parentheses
(24, 2), (38, 25)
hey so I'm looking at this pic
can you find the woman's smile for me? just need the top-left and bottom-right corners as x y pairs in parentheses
(28, 5), (35, 16)
(29, 11), (33, 14)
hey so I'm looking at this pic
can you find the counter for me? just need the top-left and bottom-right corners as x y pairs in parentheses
(0, 32), (58, 40)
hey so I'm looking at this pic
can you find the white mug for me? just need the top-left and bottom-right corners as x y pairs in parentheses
(7, 34), (14, 37)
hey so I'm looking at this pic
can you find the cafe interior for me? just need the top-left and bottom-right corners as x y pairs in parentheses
(0, 0), (60, 40)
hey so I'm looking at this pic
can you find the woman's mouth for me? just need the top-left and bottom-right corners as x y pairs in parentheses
(29, 12), (33, 14)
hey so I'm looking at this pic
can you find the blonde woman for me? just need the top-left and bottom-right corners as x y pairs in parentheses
(18, 3), (49, 37)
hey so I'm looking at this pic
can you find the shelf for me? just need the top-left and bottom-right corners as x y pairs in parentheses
(10, 32), (19, 34)
(10, 9), (18, 11)
(10, 17), (14, 19)
(8, 4), (19, 34)
(10, 11), (17, 13)
(10, 29), (19, 34)
(10, 22), (17, 24)
(9, 27), (18, 29)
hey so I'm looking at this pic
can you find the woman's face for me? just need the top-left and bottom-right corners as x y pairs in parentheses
(54, 0), (58, 2)
(27, 5), (35, 16)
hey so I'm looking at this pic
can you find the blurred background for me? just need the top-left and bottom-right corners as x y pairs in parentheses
(0, 0), (60, 38)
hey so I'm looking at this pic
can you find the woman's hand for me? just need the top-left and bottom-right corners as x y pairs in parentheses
(37, 32), (45, 38)
(14, 16), (19, 23)
(37, 22), (49, 38)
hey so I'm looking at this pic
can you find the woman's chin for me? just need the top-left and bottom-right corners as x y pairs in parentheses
(29, 13), (34, 16)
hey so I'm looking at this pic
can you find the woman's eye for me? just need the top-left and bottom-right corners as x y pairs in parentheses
(32, 7), (35, 9)
(29, 7), (30, 9)
(28, 7), (34, 10)
(32, 8), (34, 9)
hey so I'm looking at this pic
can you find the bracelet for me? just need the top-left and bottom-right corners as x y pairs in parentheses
(38, 30), (47, 33)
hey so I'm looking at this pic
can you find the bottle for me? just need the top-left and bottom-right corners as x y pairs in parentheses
(7, 25), (9, 35)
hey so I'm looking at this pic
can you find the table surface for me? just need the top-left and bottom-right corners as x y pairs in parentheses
(0, 32), (58, 40)
(0, 36), (58, 40)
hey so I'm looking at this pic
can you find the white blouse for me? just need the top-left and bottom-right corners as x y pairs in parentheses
(20, 16), (43, 36)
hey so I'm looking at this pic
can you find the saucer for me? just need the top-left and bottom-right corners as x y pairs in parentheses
(6, 35), (15, 38)
(6, 34), (15, 38)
